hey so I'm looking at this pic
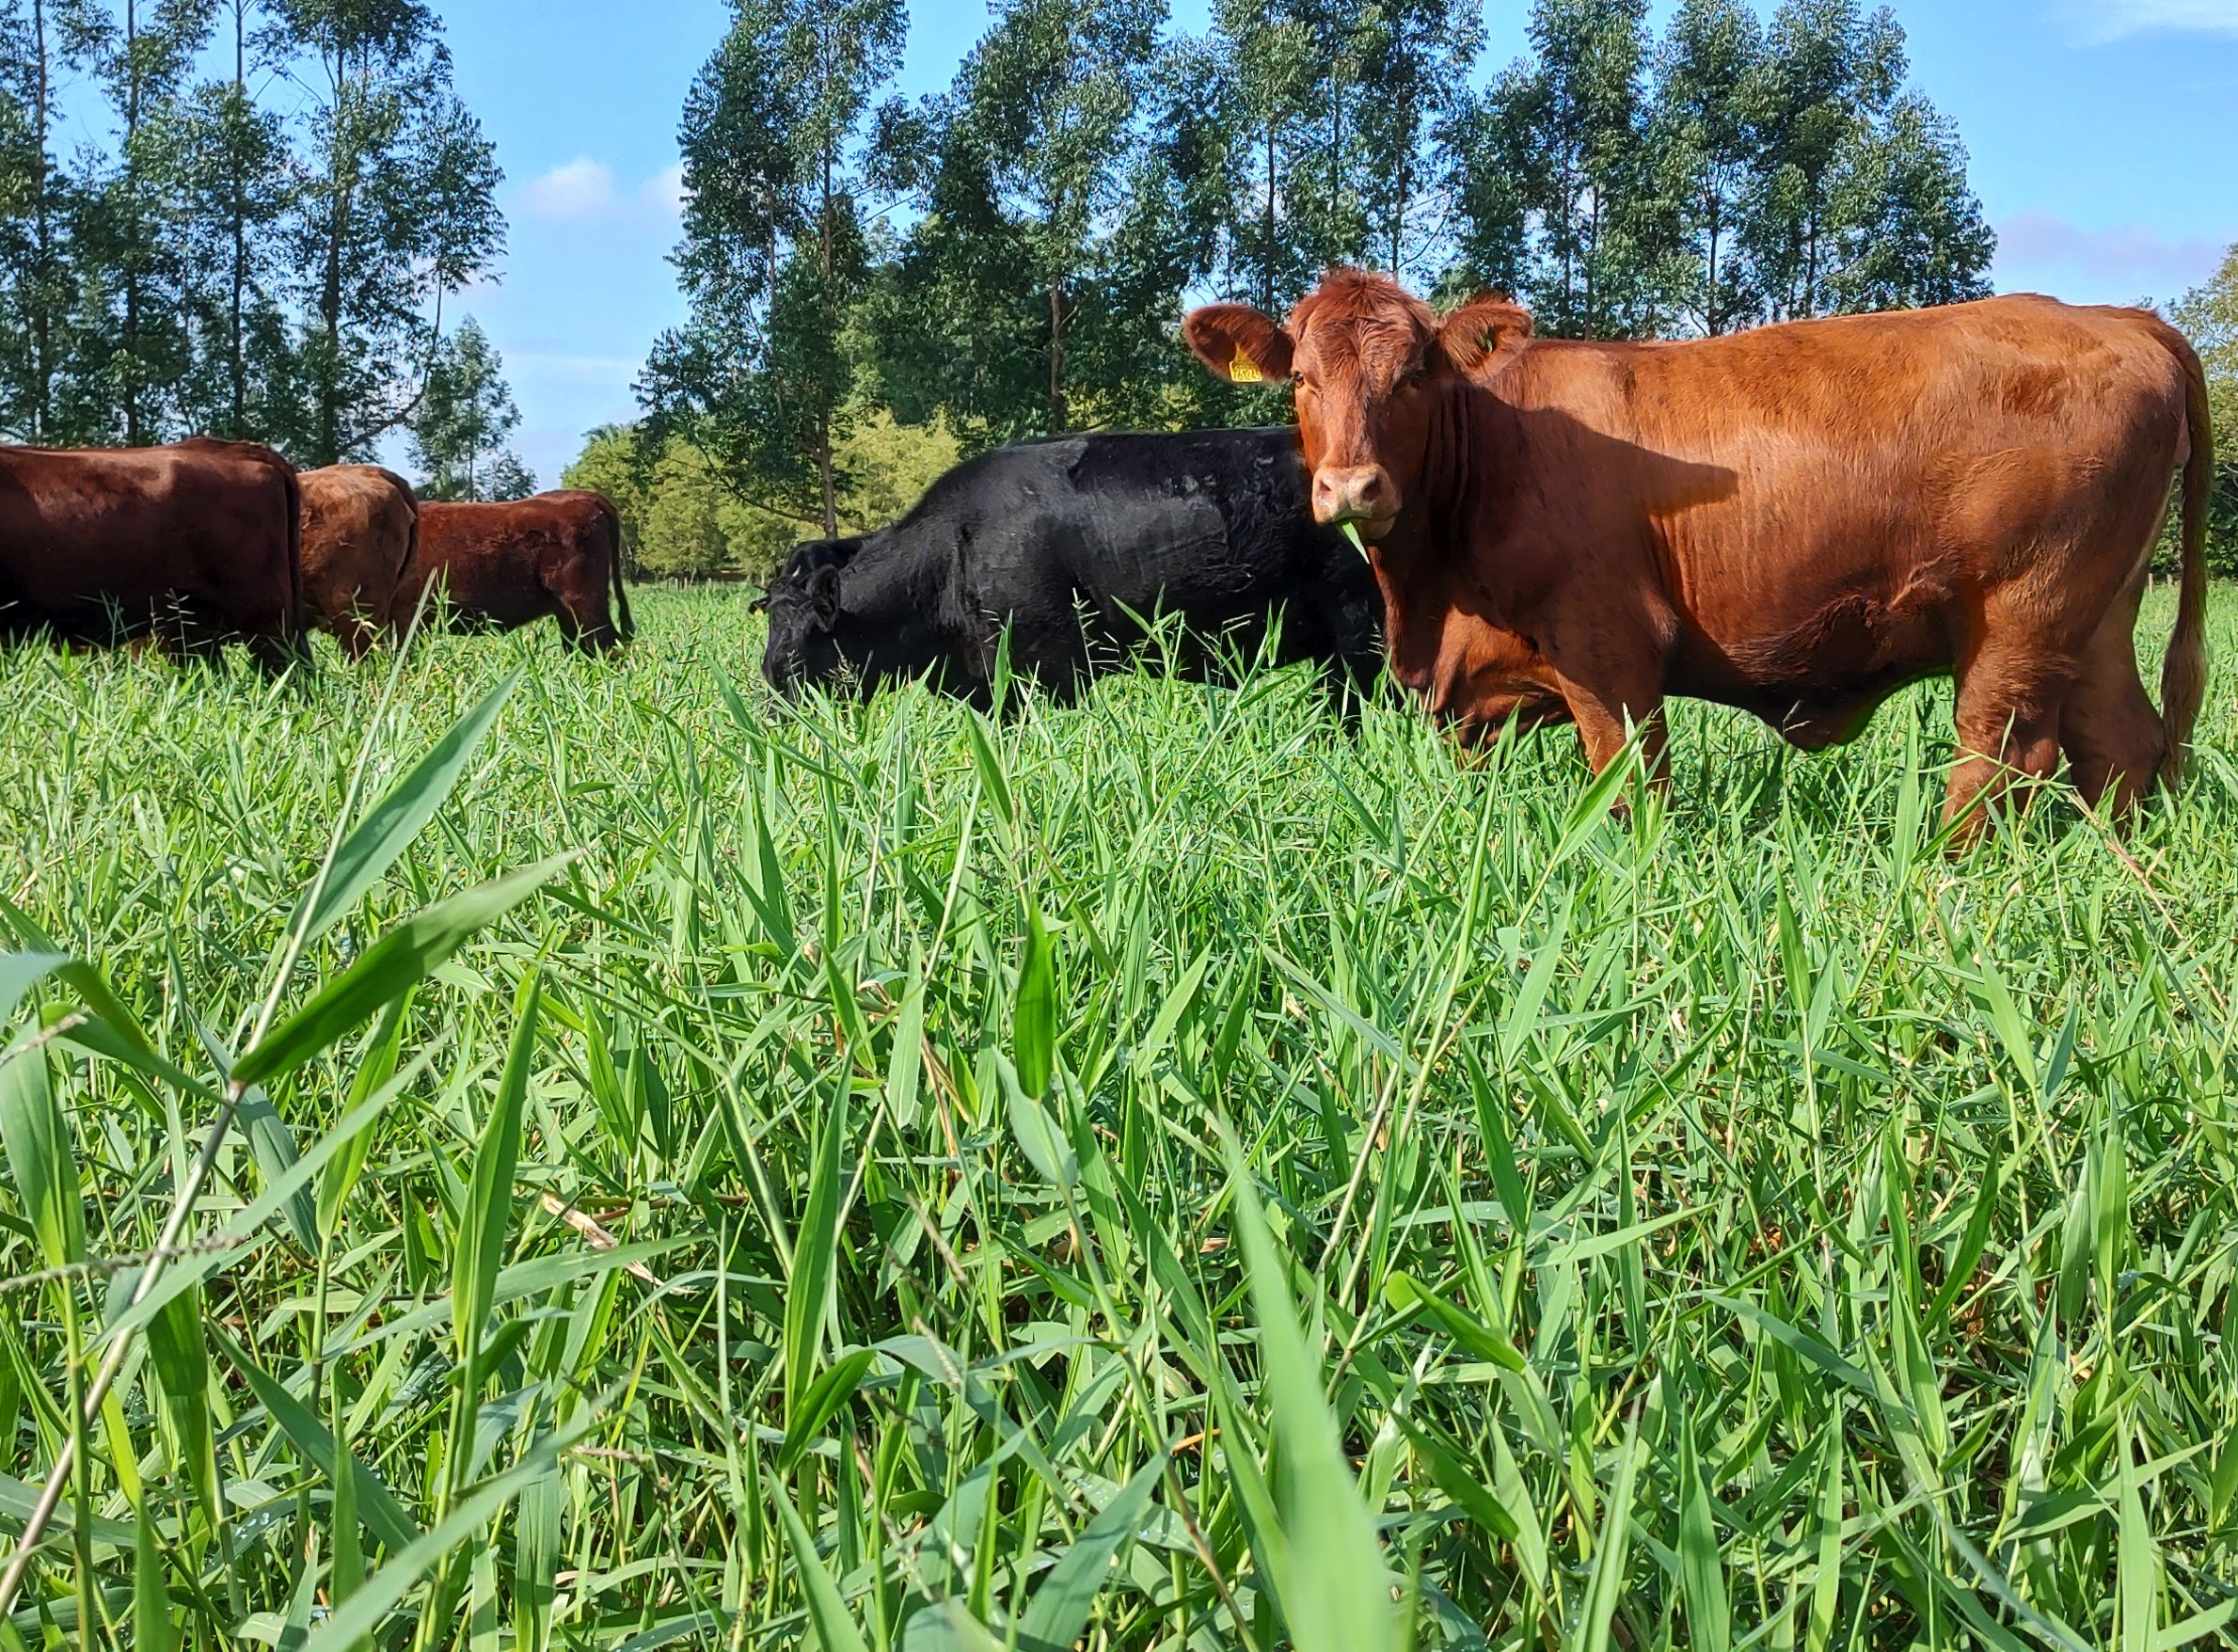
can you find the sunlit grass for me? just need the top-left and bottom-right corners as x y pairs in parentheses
(3, 583), (2235, 1649)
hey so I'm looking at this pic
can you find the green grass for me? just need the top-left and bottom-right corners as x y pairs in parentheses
(3, 583), (2236, 1650)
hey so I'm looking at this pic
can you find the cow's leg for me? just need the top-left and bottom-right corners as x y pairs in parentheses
(1552, 664), (1671, 794)
(1543, 601), (1675, 796)
(1944, 638), (2071, 841)
(2059, 581), (2164, 816)
(246, 630), (314, 676)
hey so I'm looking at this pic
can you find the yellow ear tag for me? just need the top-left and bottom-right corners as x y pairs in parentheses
(1229, 348), (1264, 384)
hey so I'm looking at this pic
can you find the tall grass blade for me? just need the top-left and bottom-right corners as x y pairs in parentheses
(769, 1469), (872, 1652)
(295, 666), (522, 941)
(1222, 1129), (1397, 1652)
(296, 1422), (584, 1652)
(0, 1046), (80, 1271)
(235, 854), (574, 1088)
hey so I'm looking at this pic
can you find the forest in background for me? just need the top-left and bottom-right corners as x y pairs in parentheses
(3, 0), (2231, 578)
(622, 0), (2015, 575)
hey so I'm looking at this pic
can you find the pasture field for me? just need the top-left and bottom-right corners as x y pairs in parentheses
(5, 584), (2238, 1651)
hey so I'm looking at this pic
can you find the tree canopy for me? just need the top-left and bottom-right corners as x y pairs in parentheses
(638, 0), (2001, 555)
(0, 0), (504, 458)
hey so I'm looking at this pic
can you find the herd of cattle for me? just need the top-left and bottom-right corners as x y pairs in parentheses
(0, 441), (630, 665)
(1, 269), (2214, 839)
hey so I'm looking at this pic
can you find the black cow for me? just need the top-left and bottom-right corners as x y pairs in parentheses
(758, 428), (1383, 706)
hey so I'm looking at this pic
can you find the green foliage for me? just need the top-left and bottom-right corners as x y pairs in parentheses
(4, 586), (2238, 1646)
(643, 0), (906, 532)
(411, 317), (536, 502)
(872, 0), (1172, 445)
(832, 404), (960, 530)
(0, 0), (502, 455)
(565, 412), (960, 581)
(2174, 243), (2238, 574)
(1450, 0), (1993, 338)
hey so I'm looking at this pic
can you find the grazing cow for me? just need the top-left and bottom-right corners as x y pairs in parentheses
(393, 490), (634, 652)
(299, 465), (418, 659)
(1185, 271), (2213, 834)
(0, 437), (305, 669)
(758, 428), (1384, 705)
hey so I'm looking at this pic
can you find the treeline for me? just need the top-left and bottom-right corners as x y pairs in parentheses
(2174, 246), (2238, 572)
(637, 0), (1998, 560)
(0, 0), (522, 491)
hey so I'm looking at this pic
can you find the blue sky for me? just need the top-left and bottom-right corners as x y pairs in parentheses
(424, 0), (2237, 483)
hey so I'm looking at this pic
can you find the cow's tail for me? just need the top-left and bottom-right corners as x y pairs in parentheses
(2159, 326), (2214, 788)
(601, 494), (635, 643)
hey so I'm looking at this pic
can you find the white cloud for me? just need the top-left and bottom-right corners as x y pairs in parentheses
(520, 156), (618, 221)
(2061, 0), (2238, 41)
(516, 158), (685, 225)
(1994, 211), (2228, 296)
(643, 164), (689, 217)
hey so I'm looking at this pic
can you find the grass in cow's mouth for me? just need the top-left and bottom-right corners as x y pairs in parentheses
(3, 581), (2236, 1649)
(1341, 518), (1369, 557)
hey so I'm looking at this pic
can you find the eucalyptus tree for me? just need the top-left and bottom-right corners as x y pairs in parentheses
(645, 0), (906, 533)
(0, 0), (88, 439)
(945, 0), (1164, 435)
(1650, 0), (1765, 335)
(172, 0), (297, 438)
(410, 316), (532, 501)
(69, 0), (217, 442)
(271, 0), (504, 465)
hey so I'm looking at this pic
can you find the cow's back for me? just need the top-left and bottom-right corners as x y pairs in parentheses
(1473, 295), (2193, 707)
(0, 440), (298, 640)
(961, 430), (1375, 639)
(399, 492), (623, 645)
(301, 465), (417, 647)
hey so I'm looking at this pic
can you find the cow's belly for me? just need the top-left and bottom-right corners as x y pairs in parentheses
(3, 522), (209, 612)
(1671, 590), (1954, 750)
(418, 551), (553, 625)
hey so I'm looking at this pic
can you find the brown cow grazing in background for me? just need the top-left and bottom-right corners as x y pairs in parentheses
(393, 490), (633, 652)
(300, 465), (418, 659)
(0, 437), (306, 670)
(1186, 271), (2212, 836)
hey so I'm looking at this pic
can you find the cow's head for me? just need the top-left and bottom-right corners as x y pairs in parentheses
(1184, 270), (1532, 540)
(759, 534), (866, 691)
(760, 528), (965, 696)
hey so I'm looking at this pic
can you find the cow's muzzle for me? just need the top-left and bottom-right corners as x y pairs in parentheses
(1312, 465), (1400, 539)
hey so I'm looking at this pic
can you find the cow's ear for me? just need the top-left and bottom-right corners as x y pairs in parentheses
(1436, 294), (1535, 377)
(1184, 304), (1294, 385)
(808, 564), (843, 628)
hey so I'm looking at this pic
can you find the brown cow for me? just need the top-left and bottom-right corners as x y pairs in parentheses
(0, 437), (306, 670)
(1186, 272), (2213, 834)
(300, 465), (418, 659)
(393, 490), (634, 652)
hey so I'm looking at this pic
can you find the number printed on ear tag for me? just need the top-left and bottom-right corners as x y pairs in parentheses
(1229, 347), (1263, 384)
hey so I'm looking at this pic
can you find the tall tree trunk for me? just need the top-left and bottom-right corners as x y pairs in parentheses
(1705, 180), (1722, 335)
(817, 144), (837, 535)
(1047, 276), (1066, 435)
(317, 44), (357, 465)
(121, 0), (142, 445)
(1804, 197), (1819, 317)
(30, 0), (52, 438)
(229, 0), (247, 436)
(1262, 120), (1276, 313)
